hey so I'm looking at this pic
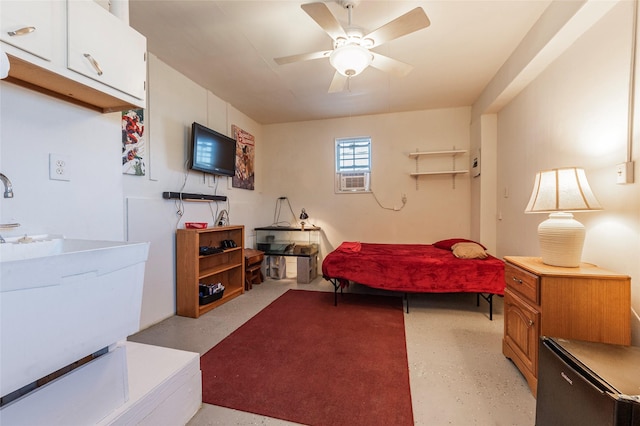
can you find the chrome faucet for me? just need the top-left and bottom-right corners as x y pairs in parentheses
(0, 173), (16, 242)
(0, 173), (13, 198)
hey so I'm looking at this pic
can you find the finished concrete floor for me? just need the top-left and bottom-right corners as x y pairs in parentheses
(129, 277), (536, 425)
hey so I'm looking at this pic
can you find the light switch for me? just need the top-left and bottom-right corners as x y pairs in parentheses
(615, 161), (634, 184)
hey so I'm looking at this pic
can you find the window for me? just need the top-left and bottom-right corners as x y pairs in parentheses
(335, 137), (371, 193)
(335, 137), (371, 173)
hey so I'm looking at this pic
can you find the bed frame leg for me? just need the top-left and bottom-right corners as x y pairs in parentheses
(477, 293), (494, 320)
(404, 293), (409, 313)
(489, 294), (493, 320)
(329, 278), (344, 307)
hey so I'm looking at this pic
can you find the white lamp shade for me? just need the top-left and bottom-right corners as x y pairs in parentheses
(329, 44), (373, 77)
(525, 167), (602, 267)
(525, 167), (602, 213)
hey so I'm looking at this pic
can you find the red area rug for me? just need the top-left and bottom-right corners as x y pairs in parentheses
(201, 289), (413, 426)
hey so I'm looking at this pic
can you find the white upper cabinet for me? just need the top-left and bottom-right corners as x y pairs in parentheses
(0, 0), (146, 112)
(67, 0), (146, 100)
(0, 1), (54, 61)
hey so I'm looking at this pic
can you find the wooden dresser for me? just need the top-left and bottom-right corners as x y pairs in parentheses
(502, 256), (631, 397)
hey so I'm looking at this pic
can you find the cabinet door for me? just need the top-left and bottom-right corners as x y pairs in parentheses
(540, 276), (631, 345)
(67, 0), (146, 100)
(504, 288), (540, 376)
(0, 1), (54, 61)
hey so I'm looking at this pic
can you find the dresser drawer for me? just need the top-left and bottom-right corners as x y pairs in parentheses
(505, 262), (539, 304)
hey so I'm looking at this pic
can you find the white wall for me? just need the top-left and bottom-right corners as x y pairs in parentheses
(0, 54), (267, 331)
(123, 55), (267, 328)
(124, 57), (477, 328)
(0, 84), (124, 241)
(470, 114), (498, 253)
(494, 2), (640, 343)
(262, 107), (475, 255)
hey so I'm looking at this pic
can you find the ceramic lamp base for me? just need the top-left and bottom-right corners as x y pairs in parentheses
(538, 212), (585, 267)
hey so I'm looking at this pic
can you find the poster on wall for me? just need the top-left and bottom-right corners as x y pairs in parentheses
(122, 109), (146, 176)
(232, 125), (255, 190)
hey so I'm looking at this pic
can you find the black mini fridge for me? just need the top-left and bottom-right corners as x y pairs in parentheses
(536, 337), (640, 426)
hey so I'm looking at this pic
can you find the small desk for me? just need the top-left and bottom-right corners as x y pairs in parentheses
(244, 249), (264, 290)
(255, 226), (320, 282)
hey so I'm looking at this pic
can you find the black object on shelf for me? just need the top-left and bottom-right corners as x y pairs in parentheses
(163, 192), (227, 202)
(199, 283), (225, 305)
(199, 246), (224, 256)
(220, 239), (237, 249)
(199, 290), (224, 305)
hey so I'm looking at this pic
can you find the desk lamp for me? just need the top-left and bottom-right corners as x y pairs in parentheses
(300, 208), (309, 230)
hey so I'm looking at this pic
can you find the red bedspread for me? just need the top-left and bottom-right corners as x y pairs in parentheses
(322, 242), (505, 295)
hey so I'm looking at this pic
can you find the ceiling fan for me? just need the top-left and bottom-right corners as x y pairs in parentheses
(274, 1), (431, 93)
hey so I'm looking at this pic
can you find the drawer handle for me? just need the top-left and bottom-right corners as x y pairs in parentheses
(512, 276), (523, 284)
(83, 53), (104, 76)
(7, 26), (36, 37)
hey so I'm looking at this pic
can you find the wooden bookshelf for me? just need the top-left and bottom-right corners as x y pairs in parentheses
(176, 226), (245, 318)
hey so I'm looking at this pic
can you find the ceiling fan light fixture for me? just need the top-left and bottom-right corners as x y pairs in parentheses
(329, 44), (373, 77)
(362, 38), (374, 48)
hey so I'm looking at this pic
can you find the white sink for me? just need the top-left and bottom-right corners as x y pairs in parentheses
(0, 235), (150, 398)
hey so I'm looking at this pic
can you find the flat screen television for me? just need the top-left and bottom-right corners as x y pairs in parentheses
(189, 122), (236, 177)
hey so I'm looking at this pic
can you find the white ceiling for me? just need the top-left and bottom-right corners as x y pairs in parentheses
(129, 0), (551, 124)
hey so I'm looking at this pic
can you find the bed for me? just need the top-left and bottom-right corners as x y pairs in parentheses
(322, 239), (505, 319)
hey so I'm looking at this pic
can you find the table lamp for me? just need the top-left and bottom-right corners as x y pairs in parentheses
(299, 208), (309, 230)
(524, 167), (602, 267)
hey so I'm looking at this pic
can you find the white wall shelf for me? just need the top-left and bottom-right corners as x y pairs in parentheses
(409, 148), (469, 189)
(410, 170), (469, 176)
(408, 149), (467, 158)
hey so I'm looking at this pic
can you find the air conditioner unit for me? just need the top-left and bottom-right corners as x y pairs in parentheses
(336, 172), (370, 193)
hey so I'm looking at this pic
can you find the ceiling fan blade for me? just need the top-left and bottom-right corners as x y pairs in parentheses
(274, 50), (331, 65)
(363, 7), (430, 48)
(328, 71), (348, 93)
(370, 52), (414, 78)
(301, 2), (347, 41)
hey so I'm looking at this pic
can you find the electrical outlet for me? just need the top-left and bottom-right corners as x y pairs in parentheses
(615, 161), (634, 184)
(49, 153), (70, 181)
